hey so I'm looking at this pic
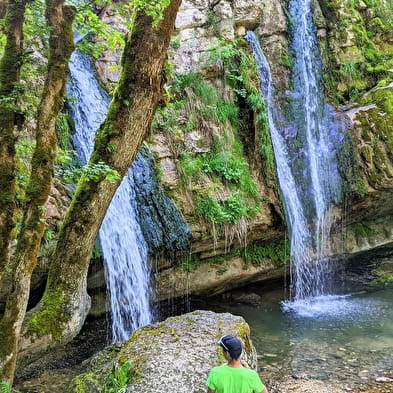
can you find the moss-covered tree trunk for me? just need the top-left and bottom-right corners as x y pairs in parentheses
(0, 0), (29, 282)
(0, 0), (75, 385)
(23, 0), (182, 352)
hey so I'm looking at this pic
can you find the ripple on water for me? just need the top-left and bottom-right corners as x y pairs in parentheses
(281, 292), (382, 320)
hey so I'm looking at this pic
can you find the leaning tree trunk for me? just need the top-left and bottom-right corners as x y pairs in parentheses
(0, 0), (29, 282)
(22, 0), (182, 354)
(0, 0), (75, 385)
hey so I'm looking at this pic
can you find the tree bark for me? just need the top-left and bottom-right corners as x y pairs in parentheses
(0, 0), (75, 384)
(0, 0), (28, 282)
(23, 0), (182, 351)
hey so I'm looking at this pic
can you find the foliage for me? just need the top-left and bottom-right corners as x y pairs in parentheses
(205, 38), (259, 97)
(152, 39), (278, 236)
(177, 238), (290, 272)
(351, 223), (378, 240)
(0, 381), (10, 393)
(24, 0), (50, 49)
(196, 193), (255, 226)
(55, 112), (74, 150)
(103, 361), (132, 393)
(170, 35), (181, 49)
(337, 133), (367, 198)
(177, 252), (227, 272)
(181, 146), (258, 197)
(130, 0), (171, 26)
(240, 239), (290, 267)
(67, 0), (172, 58)
(371, 272), (393, 286)
(69, 0), (124, 58)
(56, 161), (120, 184)
(205, 39), (277, 186)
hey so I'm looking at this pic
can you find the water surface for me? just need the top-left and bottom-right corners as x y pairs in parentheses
(206, 285), (393, 385)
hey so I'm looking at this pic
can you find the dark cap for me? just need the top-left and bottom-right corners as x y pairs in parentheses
(217, 334), (243, 359)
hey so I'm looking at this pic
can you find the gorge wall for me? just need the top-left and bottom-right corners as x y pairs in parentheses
(142, 0), (393, 300)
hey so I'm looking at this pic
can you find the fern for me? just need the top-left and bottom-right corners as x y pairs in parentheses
(0, 381), (11, 393)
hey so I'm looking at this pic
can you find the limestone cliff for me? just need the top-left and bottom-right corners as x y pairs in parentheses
(145, 0), (393, 299)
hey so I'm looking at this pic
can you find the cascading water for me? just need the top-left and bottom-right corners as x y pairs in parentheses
(246, 0), (347, 312)
(245, 31), (312, 298)
(286, 0), (344, 301)
(67, 49), (153, 341)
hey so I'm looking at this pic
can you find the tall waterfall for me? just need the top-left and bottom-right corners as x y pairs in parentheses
(67, 49), (153, 341)
(246, 0), (345, 308)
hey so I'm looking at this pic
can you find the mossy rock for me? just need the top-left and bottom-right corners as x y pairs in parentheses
(349, 84), (393, 190)
(68, 310), (259, 393)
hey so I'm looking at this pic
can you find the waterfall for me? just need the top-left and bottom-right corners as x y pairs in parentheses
(246, 0), (346, 310)
(287, 0), (344, 300)
(67, 49), (153, 341)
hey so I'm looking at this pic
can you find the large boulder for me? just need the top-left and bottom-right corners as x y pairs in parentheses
(68, 310), (260, 393)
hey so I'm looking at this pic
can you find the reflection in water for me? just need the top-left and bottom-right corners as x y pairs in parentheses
(204, 286), (393, 385)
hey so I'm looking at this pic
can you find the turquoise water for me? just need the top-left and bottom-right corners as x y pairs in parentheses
(206, 286), (393, 385)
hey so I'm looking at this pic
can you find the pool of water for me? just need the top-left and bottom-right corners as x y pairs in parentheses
(204, 285), (393, 386)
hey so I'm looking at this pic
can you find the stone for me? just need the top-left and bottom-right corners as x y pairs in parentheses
(184, 129), (211, 153)
(376, 377), (393, 383)
(175, 0), (209, 30)
(68, 310), (260, 393)
(233, 0), (264, 29)
(231, 292), (262, 306)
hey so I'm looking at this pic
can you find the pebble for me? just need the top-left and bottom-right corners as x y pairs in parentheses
(376, 377), (393, 383)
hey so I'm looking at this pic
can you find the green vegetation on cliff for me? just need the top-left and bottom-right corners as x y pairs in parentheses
(177, 237), (289, 273)
(153, 39), (277, 241)
(351, 84), (393, 188)
(320, 0), (393, 103)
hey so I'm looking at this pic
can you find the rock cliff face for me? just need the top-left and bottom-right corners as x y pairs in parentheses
(147, 0), (290, 300)
(68, 310), (260, 393)
(316, 0), (393, 257)
(145, 0), (393, 299)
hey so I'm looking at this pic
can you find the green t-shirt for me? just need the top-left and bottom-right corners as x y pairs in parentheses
(206, 364), (265, 393)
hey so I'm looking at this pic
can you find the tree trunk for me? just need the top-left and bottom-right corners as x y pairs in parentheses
(0, 0), (29, 282)
(0, 0), (75, 385)
(22, 0), (182, 352)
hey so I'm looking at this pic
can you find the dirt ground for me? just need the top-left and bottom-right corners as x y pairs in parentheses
(13, 317), (108, 393)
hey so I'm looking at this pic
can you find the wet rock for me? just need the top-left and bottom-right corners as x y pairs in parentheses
(231, 292), (262, 306)
(375, 377), (393, 383)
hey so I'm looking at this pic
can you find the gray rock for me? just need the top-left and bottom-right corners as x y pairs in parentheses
(68, 310), (260, 393)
